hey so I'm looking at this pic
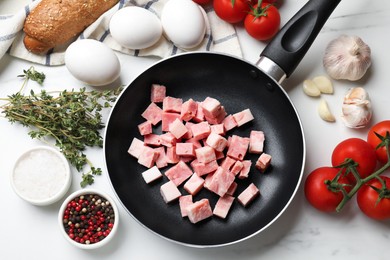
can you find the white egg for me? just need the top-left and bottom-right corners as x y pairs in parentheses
(161, 0), (206, 49)
(109, 6), (162, 50)
(65, 39), (121, 86)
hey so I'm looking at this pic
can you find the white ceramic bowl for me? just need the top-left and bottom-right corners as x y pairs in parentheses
(58, 189), (119, 249)
(10, 146), (72, 206)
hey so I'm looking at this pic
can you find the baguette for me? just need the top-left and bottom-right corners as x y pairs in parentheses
(23, 0), (119, 54)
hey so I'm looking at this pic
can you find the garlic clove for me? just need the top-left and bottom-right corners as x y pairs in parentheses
(318, 99), (335, 122)
(312, 75), (333, 94)
(323, 35), (371, 81)
(341, 87), (372, 128)
(303, 79), (321, 97)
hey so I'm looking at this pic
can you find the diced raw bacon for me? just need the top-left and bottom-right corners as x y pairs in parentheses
(185, 138), (202, 150)
(143, 133), (161, 147)
(233, 108), (254, 127)
(160, 181), (181, 203)
(166, 146), (180, 164)
(249, 130), (265, 154)
(204, 107), (227, 125)
(205, 132), (228, 152)
(161, 112), (181, 132)
(207, 167), (235, 197)
(169, 118), (188, 139)
(186, 199), (213, 224)
(230, 160), (244, 176)
(227, 135), (250, 161)
(238, 160), (252, 179)
(222, 114), (237, 132)
(164, 160), (193, 186)
(210, 123), (225, 135)
(191, 121), (211, 140)
(256, 153), (272, 172)
(180, 98), (198, 121)
(138, 146), (158, 168)
(142, 166), (163, 184)
(182, 121), (194, 139)
(203, 172), (214, 190)
(154, 147), (168, 169)
(141, 102), (163, 125)
(213, 195), (235, 219)
(127, 137), (145, 159)
(190, 159), (218, 176)
(220, 156), (236, 171)
(180, 156), (194, 163)
(201, 97), (223, 118)
(151, 84), (166, 103)
(226, 181), (238, 196)
(163, 96), (183, 113)
(179, 195), (193, 217)
(160, 132), (177, 147)
(138, 121), (152, 136)
(184, 173), (205, 195)
(237, 183), (260, 207)
(192, 102), (205, 122)
(215, 150), (225, 160)
(175, 142), (195, 157)
(195, 146), (216, 164)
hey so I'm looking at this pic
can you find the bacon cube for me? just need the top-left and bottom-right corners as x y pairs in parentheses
(204, 107), (227, 125)
(195, 146), (216, 164)
(222, 114), (237, 132)
(180, 98), (198, 121)
(256, 153), (272, 172)
(138, 146), (158, 168)
(233, 108), (254, 127)
(191, 121), (211, 140)
(164, 160), (193, 186)
(207, 167), (235, 197)
(179, 195), (193, 217)
(141, 166), (163, 184)
(210, 123), (225, 135)
(213, 195), (235, 219)
(166, 146), (180, 164)
(185, 138), (202, 150)
(143, 134), (161, 147)
(160, 132), (177, 147)
(184, 173), (205, 195)
(127, 137), (145, 159)
(237, 183), (260, 207)
(192, 102), (205, 122)
(138, 121), (152, 136)
(160, 181), (181, 203)
(169, 118), (188, 139)
(163, 96), (183, 113)
(249, 130), (265, 154)
(230, 160), (244, 176)
(161, 112), (181, 132)
(187, 199), (213, 224)
(151, 84), (166, 103)
(201, 97), (222, 118)
(220, 156), (236, 171)
(154, 147), (168, 169)
(226, 181), (238, 196)
(182, 121), (194, 140)
(238, 160), (252, 179)
(190, 159), (218, 176)
(205, 132), (228, 152)
(141, 102), (163, 125)
(176, 142), (195, 156)
(226, 135), (250, 161)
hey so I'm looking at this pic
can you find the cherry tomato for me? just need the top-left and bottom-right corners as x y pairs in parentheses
(357, 176), (390, 220)
(331, 138), (377, 183)
(192, 0), (211, 5)
(213, 0), (251, 24)
(304, 167), (351, 212)
(244, 3), (280, 41)
(367, 120), (390, 164)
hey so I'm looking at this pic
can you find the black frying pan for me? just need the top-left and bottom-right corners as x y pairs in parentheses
(104, 0), (341, 247)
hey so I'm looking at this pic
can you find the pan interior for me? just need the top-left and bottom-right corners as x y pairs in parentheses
(104, 53), (304, 246)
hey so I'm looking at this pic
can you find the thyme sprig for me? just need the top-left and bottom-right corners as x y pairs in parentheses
(1, 69), (122, 187)
(18, 66), (46, 85)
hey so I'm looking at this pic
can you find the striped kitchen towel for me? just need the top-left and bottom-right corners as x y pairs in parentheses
(0, 0), (242, 66)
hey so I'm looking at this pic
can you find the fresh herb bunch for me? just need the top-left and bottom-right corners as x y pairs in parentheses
(1, 68), (123, 187)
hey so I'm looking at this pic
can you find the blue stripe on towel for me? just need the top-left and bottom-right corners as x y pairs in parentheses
(214, 33), (237, 44)
(0, 32), (17, 42)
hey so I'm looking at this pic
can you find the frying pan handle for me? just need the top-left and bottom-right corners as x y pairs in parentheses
(258, 0), (341, 83)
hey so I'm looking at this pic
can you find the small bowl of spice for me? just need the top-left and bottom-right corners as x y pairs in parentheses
(10, 146), (72, 206)
(58, 189), (119, 249)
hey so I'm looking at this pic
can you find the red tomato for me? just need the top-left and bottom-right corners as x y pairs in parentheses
(304, 167), (351, 212)
(244, 3), (280, 41)
(213, 0), (251, 24)
(367, 120), (390, 164)
(357, 176), (390, 220)
(331, 138), (377, 183)
(192, 0), (211, 4)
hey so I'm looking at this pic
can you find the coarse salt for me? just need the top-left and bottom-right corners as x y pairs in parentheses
(12, 147), (70, 202)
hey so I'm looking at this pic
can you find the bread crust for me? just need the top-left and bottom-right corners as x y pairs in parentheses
(23, 0), (118, 54)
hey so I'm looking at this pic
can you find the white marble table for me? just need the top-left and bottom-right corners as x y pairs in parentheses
(1, 0), (390, 259)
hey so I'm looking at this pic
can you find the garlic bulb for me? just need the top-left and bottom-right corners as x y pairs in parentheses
(323, 35), (371, 81)
(341, 87), (372, 128)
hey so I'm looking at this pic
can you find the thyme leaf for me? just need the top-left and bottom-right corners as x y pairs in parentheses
(17, 66), (46, 85)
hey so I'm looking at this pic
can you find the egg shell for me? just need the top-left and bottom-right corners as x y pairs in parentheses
(161, 0), (206, 49)
(109, 6), (162, 50)
(65, 39), (120, 86)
